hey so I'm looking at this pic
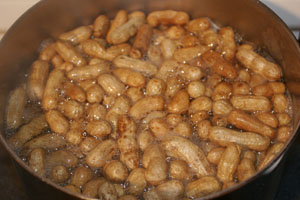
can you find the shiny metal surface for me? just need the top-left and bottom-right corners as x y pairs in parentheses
(0, 0), (299, 199)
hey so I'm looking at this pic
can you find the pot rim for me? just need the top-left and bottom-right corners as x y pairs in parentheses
(0, 0), (299, 199)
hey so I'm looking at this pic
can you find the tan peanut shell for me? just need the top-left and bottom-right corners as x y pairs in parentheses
(209, 126), (270, 151)
(127, 168), (147, 195)
(59, 26), (92, 44)
(27, 60), (50, 101)
(86, 139), (117, 168)
(236, 44), (281, 81)
(55, 40), (86, 67)
(185, 176), (221, 198)
(147, 10), (189, 27)
(113, 55), (158, 76)
(9, 114), (47, 150)
(67, 62), (110, 82)
(28, 148), (46, 176)
(217, 143), (240, 182)
(45, 110), (69, 135)
(161, 135), (215, 177)
(129, 96), (164, 119)
(230, 95), (272, 112)
(228, 110), (276, 138)
(42, 69), (65, 110)
(117, 115), (139, 170)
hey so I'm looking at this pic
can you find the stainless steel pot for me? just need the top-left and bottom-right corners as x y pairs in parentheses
(0, 0), (300, 199)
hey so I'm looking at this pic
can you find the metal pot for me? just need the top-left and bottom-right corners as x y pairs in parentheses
(0, 0), (299, 199)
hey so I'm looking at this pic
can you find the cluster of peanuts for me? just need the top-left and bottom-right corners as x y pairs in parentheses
(7, 9), (293, 200)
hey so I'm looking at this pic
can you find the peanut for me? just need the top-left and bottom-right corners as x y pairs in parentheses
(161, 135), (215, 177)
(137, 130), (154, 151)
(147, 10), (189, 27)
(104, 160), (128, 182)
(113, 68), (146, 88)
(129, 96), (164, 120)
(39, 43), (56, 62)
(55, 41), (86, 67)
(173, 45), (208, 63)
(51, 165), (70, 183)
(42, 69), (65, 110)
(113, 55), (157, 76)
(156, 180), (184, 200)
(28, 148), (46, 176)
(160, 38), (176, 59)
(106, 10), (128, 44)
(127, 168), (147, 195)
(228, 110), (276, 138)
(27, 60), (50, 101)
(22, 134), (66, 155)
(48, 150), (78, 168)
(197, 120), (211, 140)
(145, 156), (168, 185)
(212, 82), (233, 101)
(117, 115), (139, 170)
(217, 143), (240, 182)
(187, 81), (205, 98)
(268, 82), (285, 94)
(9, 114), (47, 150)
(97, 73), (126, 96)
(218, 27), (236, 61)
(168, 89), (190, 114)
(272, 94), (289, 113)
(255, 112), (278, 128)
(230, 95), (272, 112)
(169, 160), (190, 180)
(166, 25), (185, 39)
(252, 83), (273, 97)
(86, 139), (117, 168)
(59, 26), (92, 44)
(236, 44), (281, 81)
(189, 96), (212, 114)
(258, 142), (285, 170)
(186, 18), (210, 35)
(277, 126), (292, 143)
(86, 120), (112, 138)
(146, 78), (166, 96)
(70, 166), (93, 188)
(110, 12), (145, 44)
(202, 51), (237, 79)
(58, 100), (84, 120)
(212, 100), (233, 115)
(207, 147), (225, 165)
(86, 103), (107, 121)
(130, 24), (153, 58)
(185, 176), (221, 198)
(67, 62), (110, 82)
(173, 121), (192, 138)
(232, 81), (250, 95)
(98, 181), (118, 200)
(45, 110), (69, 135)
(82, 178), (106, 198)
(80, 137), (100, 155)
(82, 39), (130, 61)
(86, 84), (104, 103)
(93, 15), (110, 38)
(64, 81), (86, 103)
(149, 118), (170, 139)
(209, 126), (270, 151)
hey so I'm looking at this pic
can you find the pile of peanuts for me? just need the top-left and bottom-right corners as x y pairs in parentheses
(6, 9), (293, 200)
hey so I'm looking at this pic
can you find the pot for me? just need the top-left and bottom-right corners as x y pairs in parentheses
(0, 0), (299, 199)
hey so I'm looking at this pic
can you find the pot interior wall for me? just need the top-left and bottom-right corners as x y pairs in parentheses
(0, 0), (299, 199)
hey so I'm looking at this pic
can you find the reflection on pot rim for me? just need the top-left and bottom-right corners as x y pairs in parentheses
(0, 0), (299, 200)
